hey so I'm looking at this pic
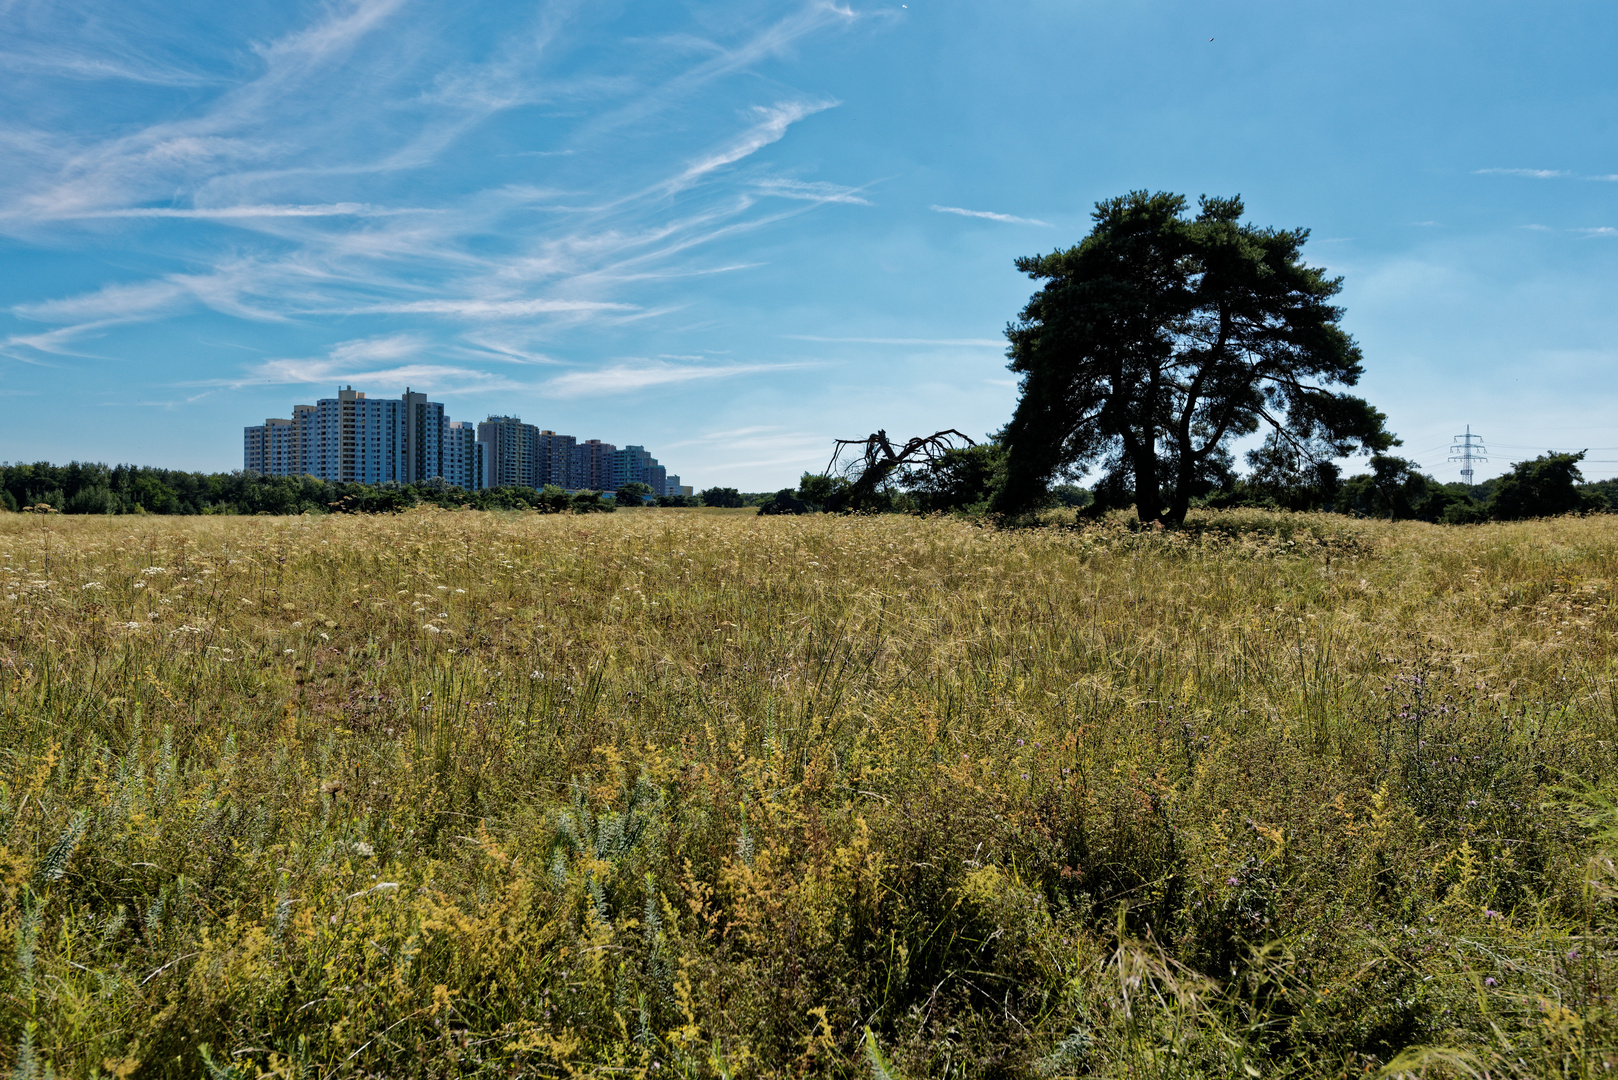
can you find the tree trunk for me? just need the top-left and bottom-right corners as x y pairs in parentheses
(1165, 476), (1191, 527)
(1131, 446), (1161, 523)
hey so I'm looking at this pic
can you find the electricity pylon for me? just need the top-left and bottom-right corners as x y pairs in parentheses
(1449, 425), (1488, 488)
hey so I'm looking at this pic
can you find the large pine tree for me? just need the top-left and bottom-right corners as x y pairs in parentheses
(994, 191), (1395, 524)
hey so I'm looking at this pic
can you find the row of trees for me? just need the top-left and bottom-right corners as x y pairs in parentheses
(1212, 438), (1613, 522)
(751, 440), (1611, 523)
(3, 450), (1605, 524)
(0, 463), (791, 516)
(0, 462), (630, 516)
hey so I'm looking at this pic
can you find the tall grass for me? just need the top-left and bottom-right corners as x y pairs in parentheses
(1, 507), (1615, 1077)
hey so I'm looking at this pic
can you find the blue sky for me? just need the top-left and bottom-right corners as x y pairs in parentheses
(2, 0), (1615, 488)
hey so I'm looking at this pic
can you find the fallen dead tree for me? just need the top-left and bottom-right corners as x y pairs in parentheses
(822, 428), (976, 511)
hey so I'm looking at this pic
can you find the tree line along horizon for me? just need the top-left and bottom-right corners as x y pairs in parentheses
(0, 447), (1611, 523)
(3, 190), (1613, 524)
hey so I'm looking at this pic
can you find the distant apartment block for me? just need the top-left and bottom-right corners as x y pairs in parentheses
(246, 387), (676, 495)
(476, 415), (531, 489)
(472, 418), (676, 497)
(245, 387), (450, 484)
(571, 438), (615, 491)
(444, 421), (485, 491)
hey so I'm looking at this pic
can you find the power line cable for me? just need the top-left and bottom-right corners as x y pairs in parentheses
(1489, 443), (1618, 452)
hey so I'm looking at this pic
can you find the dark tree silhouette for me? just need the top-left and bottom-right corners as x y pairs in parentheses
(994, 191), (1395, 525)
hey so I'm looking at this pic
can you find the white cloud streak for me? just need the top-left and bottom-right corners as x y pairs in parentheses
(544, 359), (804, 398)
(349, 298), (638, 318)
(0, 48), (221, 86)
(1476, 168), (1618, 182)
(752, 178), (870, 205)
(930, 204), (1050, 226)
(24, 203), (428, 221)
(785, 335), (1003, 346)
(208, 334), (527, 394)
(667, 100), (837, 192)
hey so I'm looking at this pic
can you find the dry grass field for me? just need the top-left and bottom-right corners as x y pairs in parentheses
(2, 508), (1616, 1078)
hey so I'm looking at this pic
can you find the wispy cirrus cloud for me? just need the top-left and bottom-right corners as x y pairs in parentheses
(544, 359), (806, 398)
(587, 3), (857, 138)
(785, 334), (1002, 346)
(15, 277), (201, 323)
(235, 333), (426, 386)
(664, 424), (833, 472)
(1476, 167), (1618, 182)
(214, 334), (524, 394)
(0, 48), (222, 87)
(1, 2), (870, 357)
(0, 321), (121, 364)
(1516, 224), (1618, 237)
(20, 202), (429, 221)
(347, 298), (637, 319)
(667, 100), (837, 192)
(14, 261), (292, 324)
(0, 0), (415, 224)
(751, 178), (871, 205)
(930, 204), (1050, 226)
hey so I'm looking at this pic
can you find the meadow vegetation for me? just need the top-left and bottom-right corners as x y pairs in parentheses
(1, 507), (1616, 1078)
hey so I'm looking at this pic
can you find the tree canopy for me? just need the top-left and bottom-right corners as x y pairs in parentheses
(1489, 452), (1605, 520)
(0, 461), (618, 515)
(698, 486), (745, 508)
(615, 481), (654, 507)
(994, 191), (1395, 524)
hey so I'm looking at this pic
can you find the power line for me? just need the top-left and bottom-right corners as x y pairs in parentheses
(1488, 443), (1618, 452)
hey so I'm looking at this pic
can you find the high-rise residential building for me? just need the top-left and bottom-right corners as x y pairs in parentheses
(608, 445), (670, 497)
(477, 415), (533, 488)
(244, 386), (468, 487)
(244, 424), (268, 474)
(444, 421), (485, 491)
(310, 395), (344, 479)
(535, 430), (577, 489)
(571, 438), (616, 491)
(342, 389), (406, 484)
(401, 391), (446, 484)
(245, 389), (678, 496)
(292, 404), (316, 476)
(266, 418), (297, 475)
